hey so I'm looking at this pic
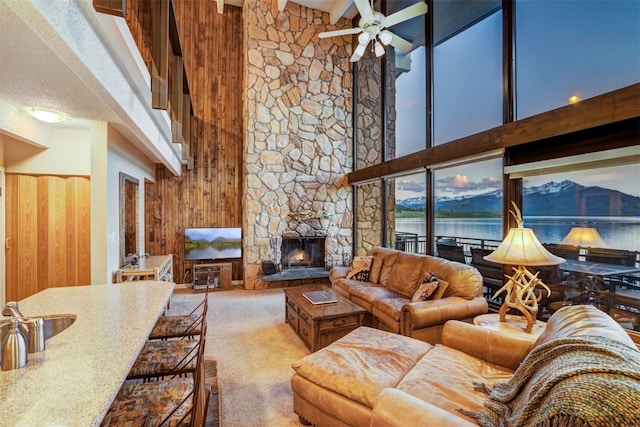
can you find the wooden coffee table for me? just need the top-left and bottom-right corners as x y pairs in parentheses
(284, 285), (366, 352)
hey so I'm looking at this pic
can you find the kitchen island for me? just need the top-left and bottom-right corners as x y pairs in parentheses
(0, 281), (174, 427)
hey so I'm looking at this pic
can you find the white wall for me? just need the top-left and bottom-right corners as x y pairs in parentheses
(3, 125), (91, 175)
(105, 125), (154, 284)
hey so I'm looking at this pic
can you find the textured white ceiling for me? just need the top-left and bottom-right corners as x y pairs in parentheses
(0, 0), (357, 136)
(0, 1), (118, 130)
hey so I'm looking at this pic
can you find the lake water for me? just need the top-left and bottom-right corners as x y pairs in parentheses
(396, 216), (640, 252)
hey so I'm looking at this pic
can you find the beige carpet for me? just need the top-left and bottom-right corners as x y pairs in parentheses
(170, 288), (310, 427)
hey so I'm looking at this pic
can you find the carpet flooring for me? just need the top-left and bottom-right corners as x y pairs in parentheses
(171, 288), (310, 427)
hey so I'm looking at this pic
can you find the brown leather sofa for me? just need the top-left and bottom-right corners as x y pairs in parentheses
(330, 247), (488, 343)
(291, 305), (640, 427)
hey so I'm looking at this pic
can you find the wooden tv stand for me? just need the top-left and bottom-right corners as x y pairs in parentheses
(193, 262), (232, 291)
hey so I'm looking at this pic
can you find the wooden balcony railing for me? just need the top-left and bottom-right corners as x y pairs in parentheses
(93, 0), (193, 164)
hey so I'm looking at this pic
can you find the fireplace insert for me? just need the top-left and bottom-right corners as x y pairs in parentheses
(281, 237), (326, 269)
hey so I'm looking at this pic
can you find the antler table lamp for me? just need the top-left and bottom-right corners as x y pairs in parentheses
(484, 203), (565, 332)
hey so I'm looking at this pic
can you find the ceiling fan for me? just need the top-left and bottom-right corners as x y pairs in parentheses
(318, 0), (428, 62)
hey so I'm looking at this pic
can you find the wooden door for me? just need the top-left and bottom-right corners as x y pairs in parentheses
(5, 174), (91, 301)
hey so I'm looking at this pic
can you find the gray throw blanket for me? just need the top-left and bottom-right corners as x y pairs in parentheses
(459, 335), (640, 427)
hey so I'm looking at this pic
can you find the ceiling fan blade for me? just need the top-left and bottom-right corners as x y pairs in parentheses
(383, 2), (428, 28)
(350, 41), (368, 62)
(318, 27), (362, 38)
(385, 31), (413, 54)
(354, 0), (375, 23)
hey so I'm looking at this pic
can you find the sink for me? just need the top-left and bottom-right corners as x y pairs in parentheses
(0, 314), (77, 344)
(41, 314), (77, 340)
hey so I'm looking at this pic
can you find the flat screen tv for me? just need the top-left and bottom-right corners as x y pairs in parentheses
(184, 227), (242, 261)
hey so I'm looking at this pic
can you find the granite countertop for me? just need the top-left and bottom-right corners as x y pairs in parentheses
(0, 281), (175, 427)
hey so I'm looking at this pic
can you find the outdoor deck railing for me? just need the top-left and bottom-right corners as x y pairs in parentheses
(394, 232), (640, 269)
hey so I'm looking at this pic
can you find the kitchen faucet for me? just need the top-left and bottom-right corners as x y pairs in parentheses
(2, 301), (27, 320)
(2, 302), (46, 355)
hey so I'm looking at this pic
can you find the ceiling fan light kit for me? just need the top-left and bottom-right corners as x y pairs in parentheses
(318, 0), (428, 62)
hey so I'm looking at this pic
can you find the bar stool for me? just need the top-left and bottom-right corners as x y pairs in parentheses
(127, 312), (207, 381)
(149, 296), (208, 340)
(101, 337), (206, 426)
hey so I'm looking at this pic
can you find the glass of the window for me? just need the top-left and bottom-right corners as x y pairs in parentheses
(433, 2), (503, 145)
(387, 171), (427, 253)
(433, 158), (504, 253)
(515, 0), (640, 119)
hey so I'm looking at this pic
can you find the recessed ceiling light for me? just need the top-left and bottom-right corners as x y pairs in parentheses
(26, 107), (67, 123)
(568, 95), (580, 104)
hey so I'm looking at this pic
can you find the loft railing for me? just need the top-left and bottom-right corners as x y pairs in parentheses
(93, 0), (193, 166)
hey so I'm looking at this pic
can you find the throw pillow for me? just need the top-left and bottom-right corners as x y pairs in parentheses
(411, 281), (440, 302)
(418, 272), (449, 300)
(346, 256), (373, 281)
(368, 256), (383, 283)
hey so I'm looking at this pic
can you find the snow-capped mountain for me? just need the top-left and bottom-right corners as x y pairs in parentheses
(396, 196), (426, 210)
(396, 180), (640, 216)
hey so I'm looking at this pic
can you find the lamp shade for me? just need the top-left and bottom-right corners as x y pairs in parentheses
(561, 227), (606, 248)
(484, 227), (565, 266)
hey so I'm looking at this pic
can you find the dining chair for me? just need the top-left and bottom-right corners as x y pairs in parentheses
(542, 243), (580, 260)
(585, 247), (637, 266)
(436, 242), (467, 264)
(470, 247), (503, 302)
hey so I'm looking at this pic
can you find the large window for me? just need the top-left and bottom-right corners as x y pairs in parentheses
(433, 158), (504, 250)
(521, 163), (640, 252)
(390, 171), (427, 253)
(433, 3), (503, 145)
(516, 0), (640, 119)
(393, 47), (427, 157)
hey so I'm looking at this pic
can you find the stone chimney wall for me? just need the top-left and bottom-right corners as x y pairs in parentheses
(242, 0), (354, 289)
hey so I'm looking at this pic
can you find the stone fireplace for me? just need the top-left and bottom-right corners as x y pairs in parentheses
(242, 1), (354, 289)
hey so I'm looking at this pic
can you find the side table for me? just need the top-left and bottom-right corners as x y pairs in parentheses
(474, 313), (546, 341)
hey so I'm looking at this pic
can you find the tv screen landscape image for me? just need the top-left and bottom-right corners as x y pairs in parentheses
(184, 227), (242, 261)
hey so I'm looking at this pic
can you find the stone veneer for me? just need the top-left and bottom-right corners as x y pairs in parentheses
(243, 0), (354, 289)
(354, 46), (385, 256)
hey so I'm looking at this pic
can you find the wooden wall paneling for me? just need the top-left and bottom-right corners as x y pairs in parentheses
(66, 178), (78, 285)
(40, 176), (67, 289)
(35, 176), (49, 293)
(146, 1), (243, 285)
(68, 177), (92, 285)
(93, 0), (126, 17)
(5, 175), (91, 301)
(6, 175), (38, 301)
